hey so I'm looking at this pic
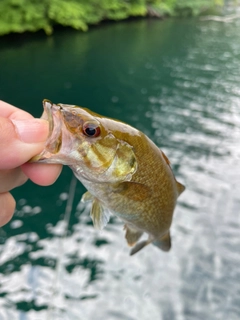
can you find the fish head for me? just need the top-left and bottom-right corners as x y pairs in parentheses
(32, 100), (137, 183)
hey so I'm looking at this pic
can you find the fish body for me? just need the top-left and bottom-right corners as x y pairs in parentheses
(32, 100), (185, 255)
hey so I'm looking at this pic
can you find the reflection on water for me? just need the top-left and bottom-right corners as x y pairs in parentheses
(1, 17), (240, 320)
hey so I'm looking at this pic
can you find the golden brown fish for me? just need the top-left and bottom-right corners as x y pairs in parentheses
(32, 100), (185, 255)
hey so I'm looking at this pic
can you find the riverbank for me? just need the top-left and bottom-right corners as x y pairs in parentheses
(0, 0), (223, 36)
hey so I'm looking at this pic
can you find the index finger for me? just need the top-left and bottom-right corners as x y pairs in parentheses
(0, 100), (33, 120)
(0, 100), (62, 185)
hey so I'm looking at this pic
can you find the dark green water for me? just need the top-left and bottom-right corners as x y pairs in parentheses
(1, 17), (240, 320)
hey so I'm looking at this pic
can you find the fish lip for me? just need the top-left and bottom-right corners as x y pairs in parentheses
(30, 100), (61, 163)
(42, 99), (54, 136)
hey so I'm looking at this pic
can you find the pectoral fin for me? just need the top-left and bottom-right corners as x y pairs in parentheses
(152, 232), (171, 252)
(124, 224), (143, 247)
(81, 191), (94, 203)
(117, 181), (151, 201)
(90, 199), (111, 230)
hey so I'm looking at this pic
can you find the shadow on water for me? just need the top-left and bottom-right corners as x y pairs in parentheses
(0, 17), (240, 320)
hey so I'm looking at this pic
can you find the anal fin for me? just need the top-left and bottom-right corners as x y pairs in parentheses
(124, 224), (143, 247)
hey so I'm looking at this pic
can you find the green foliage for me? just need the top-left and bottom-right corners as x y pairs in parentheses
(48, 0), (89, 31)
(174, 0), (222, 16)
(0, 0), (52, 35)
(147, 0), (177, 16)
(0, 0), (223, 36)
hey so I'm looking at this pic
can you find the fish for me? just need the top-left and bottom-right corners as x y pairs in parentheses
(32, 99), (185, 255)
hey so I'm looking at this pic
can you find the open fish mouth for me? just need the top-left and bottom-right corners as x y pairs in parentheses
(30, 100), (63, 162)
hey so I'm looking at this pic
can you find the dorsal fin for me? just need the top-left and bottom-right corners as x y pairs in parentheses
(161, 151), (185, 197)
(176, 180), (185, 196)
(161, 150), (171, 166)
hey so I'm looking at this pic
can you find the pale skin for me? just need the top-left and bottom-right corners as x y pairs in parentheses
(0, 100), (62, 227)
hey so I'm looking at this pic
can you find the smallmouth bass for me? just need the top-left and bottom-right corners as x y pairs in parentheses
(32, 100), (185, 255)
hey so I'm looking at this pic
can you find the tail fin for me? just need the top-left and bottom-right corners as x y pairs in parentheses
(130, 239), (151, 256)
(152, 232), (171, 252)
(130, 232), (172, 255)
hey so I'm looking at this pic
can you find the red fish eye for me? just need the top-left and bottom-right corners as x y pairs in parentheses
(83, 122), (101, 137)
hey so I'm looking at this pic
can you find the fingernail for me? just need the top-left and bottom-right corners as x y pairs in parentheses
(12, 119), (49, 143)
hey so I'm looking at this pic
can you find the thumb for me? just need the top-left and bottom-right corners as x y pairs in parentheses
(0, 117), (49, 169)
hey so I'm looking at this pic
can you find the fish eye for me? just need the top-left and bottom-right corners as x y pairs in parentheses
(82, 121), (101, 138)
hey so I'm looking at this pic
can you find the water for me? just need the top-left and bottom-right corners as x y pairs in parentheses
(0, 17), (240, 320)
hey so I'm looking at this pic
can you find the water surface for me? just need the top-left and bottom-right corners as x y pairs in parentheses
(0, 17), (240, 320)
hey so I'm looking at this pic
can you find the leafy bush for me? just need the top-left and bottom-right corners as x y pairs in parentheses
(0, 0), (223, 36)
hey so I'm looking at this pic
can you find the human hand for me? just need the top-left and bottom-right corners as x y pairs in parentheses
(0, 100), (62, 227)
